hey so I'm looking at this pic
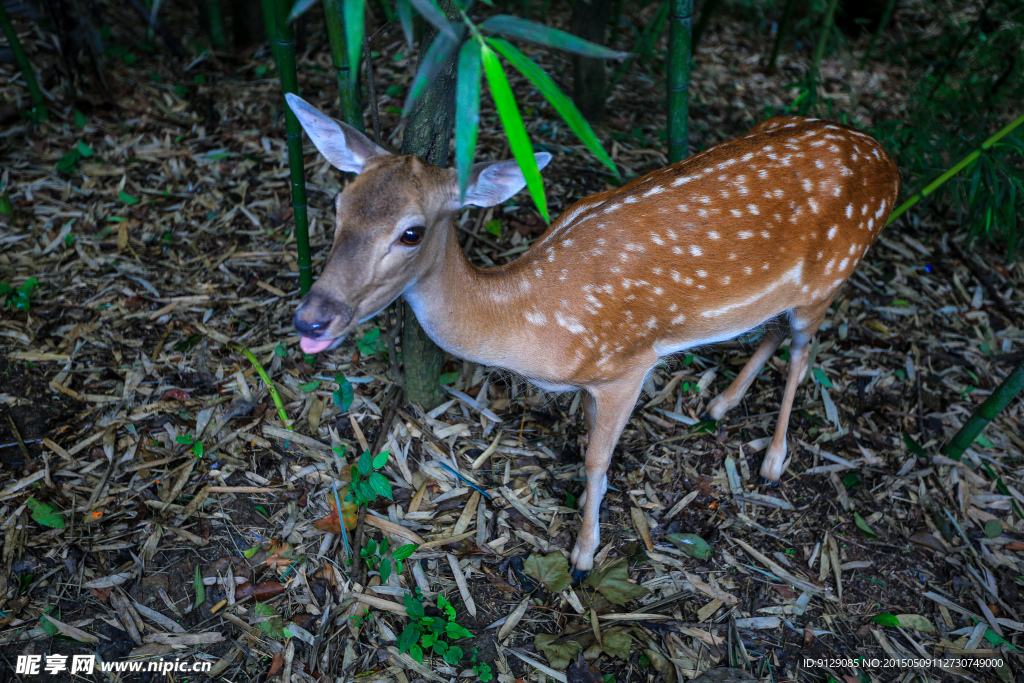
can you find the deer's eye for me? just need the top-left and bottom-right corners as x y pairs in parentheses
(398, 226), (424, 246)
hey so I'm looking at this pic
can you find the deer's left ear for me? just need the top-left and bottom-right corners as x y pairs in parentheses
(285, 93), (388, 174)
(458, 153), (553, 208)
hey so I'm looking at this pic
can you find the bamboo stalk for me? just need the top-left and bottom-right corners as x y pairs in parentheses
(0, 2), (48, 121)
(860, 0), (897, 68)
(767, 0), (795, 71)
(807, 0), (840, 109)
(274, 0), (313, 294)
(940, 362), (1024, 461)
(206, 0), (227, 50)
(261, 0), (280, 65)
(691, 0), (720, 53)
(667, 0), (693, 163)
(324, 0), (364, 130)
(887, 111), (1024, 225)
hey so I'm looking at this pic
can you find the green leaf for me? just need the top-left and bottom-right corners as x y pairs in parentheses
(871, 613), (900, 627)
(404, 593), (425, 619)
(396, 0), (414, 47)
(74, 109), (87, 127)
(298, 379), (321, 392)
(421, 631), (438, 648)
(357, 328), (381, 355)
(480, 15), (629, 59)
(343, 0), (364, 106)
(287, 0), (319, 21)
(446, 621), (473, 640)
(443, 645), (463, 665)
(379, 536), (390, 555)
(903, 433), (928, 457)
(398, 623), (420, 653)
(0, 194), (12, 217)
(455, 40), (482, 203)
(432, 639), (449, 656)
(854, 511), (878, 538)
(522, 552), (572, 593)
(894, 614), (935, 633)
(481, 44), (548, 222)
(176, 434), (195, 445)
(666, 533), (713, 560)
(487, 37), (618, 178)
(56, 149), (81, 173)
(118, 191), (138, 205)
(984, 519), (1003, 538)
(583, 558), (649, 605)
(333, 374), (354, 411)
(192, 441), (203, 457)
(402, 28), (460, 118)
(410, 645), (423, 663)
(409, 0), (459, 41)
(357, 450), (373, 476)
(372, 450), (390, 469)
(485, 218), (501, 237)
(27, 498), (65, 529)
(812, 367), (833, 388)
(76, 140), (95, 158)
(601, 628), (632, 660)
(380, 557), (393, 582)
(274, 342), (287, 358)
(437, 594), (456, 618)
(368, 472), (393, 499)
(393, 543), (418, 560)
(365, 538), (378, 556)
(439, 371), (460, 385)
(194, 564), (205, 608)
(255, 603), (286, 638)
(534, 633), (581, 670)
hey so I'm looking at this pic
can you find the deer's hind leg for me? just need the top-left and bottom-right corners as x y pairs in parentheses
(760, 300), (832, 481)
(705, 326), (786, 420)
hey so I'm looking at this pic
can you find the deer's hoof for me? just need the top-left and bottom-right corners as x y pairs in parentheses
(761, 477), (780, 488)
(571, 567), (590, 585)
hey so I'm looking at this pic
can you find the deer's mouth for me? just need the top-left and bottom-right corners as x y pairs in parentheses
(299, 335), (345, 354)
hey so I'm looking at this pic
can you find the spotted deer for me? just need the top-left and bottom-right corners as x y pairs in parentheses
(285, 93), (901, 573)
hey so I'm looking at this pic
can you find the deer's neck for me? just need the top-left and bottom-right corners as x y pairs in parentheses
(402, 224), (552, 376)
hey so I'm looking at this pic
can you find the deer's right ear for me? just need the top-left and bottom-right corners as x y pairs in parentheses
(285, 93), (387, 174)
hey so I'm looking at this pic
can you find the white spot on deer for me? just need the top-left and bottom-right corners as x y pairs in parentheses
(604, 203), (621, 214)
(653, 286), (664, 295)
(833, 185), (842, 197)
(671, 313), (686, 324)
(730, 208), (742, 217)
(683, 277), (694, 285)
(814, 159), (824, 169)
(720, 276), (731, 285)
(761, 230), (771, 239)
(774, 189), (784, 198)
(672, 246), (683, 255)
(849, 244), (857, 254)
(825, 258), (835, 275)
(845, 204), (853, 218)
(828, 225), (838, 240)
(678, 205), (689, 213)
(690, 245), (703, 256)
(729, 252), (737, 260)
(747, 204), (760, 215)
(698, 209), (708, 217)
(696, 270), (707, 278)
(743, 266), (752, 275)
(672, 175), (695, 186)
(825, 124), (840, 130)
(525, 311), (547, 325)
(861, 204), (869, 216)
(840, 165), (852, 177)
(875, 200), (887, 218)
(808, 198), (819, 214)
(623, 196), (638, 204)
(828, 144), (840, 153)
(670, 270), (681, 282)
(547, 248), (556, 262)
(719, 189), (731, 198)
(643, 185), (666, 198)
(666, 229), (678, 241)
(810, 139), (827, 147)
(702, 259), (805, 318)
(872, 148), (881, 160)
(802, 178), (813, 193)
(560, 269), (569, 280)
(535, 268), (543, 277)
(867, 218), (875, 229)
(669, 302), (678, 312)
(652, 266), (663, 275)
(839, 257), (850, 271)
(708, 230), (720, 239)
(650, 233), (665, 245)
(625, 243), (644, 252)
(562, 238), (574, 247)
(646, 317), (658, 329)
(738, 230), (753, 239)
(697, 195), (712, 205)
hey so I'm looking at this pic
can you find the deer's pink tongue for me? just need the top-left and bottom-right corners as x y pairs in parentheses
(300, 337), (334, 354)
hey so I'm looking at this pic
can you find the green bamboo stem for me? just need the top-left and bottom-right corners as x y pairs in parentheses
(887, 111), (1024, 225)
(0, 2), (48, 120)
(767, 0), (795, 70)
(667, 0), (693, 163)
(261, 0), (280, 64)
(206, 0), (227, 50)
(691, 0), (719, 53)
(860, 0), (896, 68)
(237, 345), (291, 427)
(323, 0), (364, 131)
(807, 0), (840, 109)
(940, 362), (1024, 461)
(274, 0), (313, 295)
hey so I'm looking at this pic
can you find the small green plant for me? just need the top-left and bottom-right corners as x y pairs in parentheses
(470, 648), (493, 682)
(356, 328), (384, 356)
(55, 141), (94, 173)
(1, 278), (38, 311)
(175, 433), (204, 457)
(333, 373), (354, 411)
(398, 593), (473, 665)
(359, 536), (418, 581)
(346, 450), (393, 506)
(349, 610), (373, 628)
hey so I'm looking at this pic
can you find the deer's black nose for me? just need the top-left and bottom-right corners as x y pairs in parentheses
(293, 292), (354, 337)
(294, 316), (330, 336)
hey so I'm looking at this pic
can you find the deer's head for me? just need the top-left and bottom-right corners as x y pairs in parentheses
(285, 95), (550, 353)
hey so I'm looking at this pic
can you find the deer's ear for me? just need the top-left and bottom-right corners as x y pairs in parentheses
(459, 153), (552, 208)
(285, 93), (387, 173)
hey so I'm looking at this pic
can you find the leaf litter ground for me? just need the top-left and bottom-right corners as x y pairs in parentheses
(0, 1), (1022, 682)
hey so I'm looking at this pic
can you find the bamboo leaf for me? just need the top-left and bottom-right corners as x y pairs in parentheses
(343, 0), (364, 95)
(479, 15), (628, 59)
(288, 0), (319, 21)
(487, 37), (618, 178)
(480, 44), (549, 222)
(396, 0), (414, 47)
(410, 0), (459, 41)
(455, 41), (482, 202)
(402, 29), (461, 118)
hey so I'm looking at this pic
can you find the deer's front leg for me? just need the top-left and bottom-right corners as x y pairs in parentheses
(570, 379), (645, 575)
